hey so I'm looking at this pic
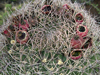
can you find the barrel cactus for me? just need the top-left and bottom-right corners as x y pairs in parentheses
(0, 0), (100, 75)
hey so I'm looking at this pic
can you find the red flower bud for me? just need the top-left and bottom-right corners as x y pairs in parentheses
(75, 13), (83, 24)
(63, 4), (70, 9)
(76, 24), (88, 37)
(41, 5), (51, 14)
(82, 36), (92, 49)
(70, 49), (82, 60)
(16, 30), (29, 44)
(71, 35), (83, 49)
(19, 19), (29, 31)
(3, 29), (11, 37)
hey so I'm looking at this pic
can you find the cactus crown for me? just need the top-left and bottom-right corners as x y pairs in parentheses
(0, 0), (100, 75)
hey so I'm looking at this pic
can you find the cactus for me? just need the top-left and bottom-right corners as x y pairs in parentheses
(0, 0), (100, 75)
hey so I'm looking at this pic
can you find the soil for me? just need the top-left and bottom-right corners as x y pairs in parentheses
(85, 0), (100, 16)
